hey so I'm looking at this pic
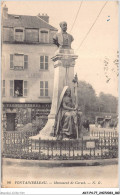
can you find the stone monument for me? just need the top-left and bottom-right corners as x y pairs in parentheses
(32, 21), (78, 140)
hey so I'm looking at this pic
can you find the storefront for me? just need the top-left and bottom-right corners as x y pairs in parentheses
(2, 103), (51, 131)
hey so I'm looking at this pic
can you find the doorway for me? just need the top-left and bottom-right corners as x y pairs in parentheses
(6, 113), (16, 131)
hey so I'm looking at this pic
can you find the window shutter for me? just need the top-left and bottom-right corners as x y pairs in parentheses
(45, 56), (48, 70)
(40, 81), (44, 96)
(45, 81), (48, 96)
(45, 81), (48, 88)
(10, 54), (14, 69)
(3, 88), (5, 97)
(40, 56), (44, 69)
(24, 81), (28, 96)
(40, 81), (44, 88)
(3, 80), (5, 88)
(10, 80), (14, 96)
(24, 55), (28, 69)
(2, 80), (5, 96)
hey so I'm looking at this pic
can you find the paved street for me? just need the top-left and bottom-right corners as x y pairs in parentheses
(2, 158), (118, 188)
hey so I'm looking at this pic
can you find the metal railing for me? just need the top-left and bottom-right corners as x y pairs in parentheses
(2, 130), (118, 160)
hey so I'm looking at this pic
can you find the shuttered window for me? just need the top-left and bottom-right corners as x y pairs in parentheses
(10, 54), (28, 69)
(40, 56), (48, 70)
(9, 80), (27, 97)
(14, 54), (24, 67)
(39, 30), (49, 43)
(40, 81), (48, 97)
(14, 28), (24, 42)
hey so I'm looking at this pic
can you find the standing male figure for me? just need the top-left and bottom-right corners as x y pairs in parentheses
(53, 21), (74, 49)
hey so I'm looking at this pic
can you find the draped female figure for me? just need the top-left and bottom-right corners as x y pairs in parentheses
(54, 86), (82, 140)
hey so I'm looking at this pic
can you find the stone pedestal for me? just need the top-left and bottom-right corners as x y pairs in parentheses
(31, 49), (78, 140)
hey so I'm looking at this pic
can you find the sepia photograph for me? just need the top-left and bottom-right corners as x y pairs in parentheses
(1, 0), (119, 191)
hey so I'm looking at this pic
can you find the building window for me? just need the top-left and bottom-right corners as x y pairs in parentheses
(10, 80), (28, 97)
(40, 56), (48, 70)
(14, 54), (24, 69)
(10, 54), (28, 70)
(2, 80), (5, 97)
(14, 28), (24, 42)
(40, 81), (48, 97)
(39, 30), (49, 43)
(14, 80), (23, 97)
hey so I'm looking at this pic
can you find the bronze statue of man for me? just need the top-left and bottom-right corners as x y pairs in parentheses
(53, 21), (74, 49)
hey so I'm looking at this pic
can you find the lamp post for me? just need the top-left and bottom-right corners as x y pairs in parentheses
(72, 74), (79, 139)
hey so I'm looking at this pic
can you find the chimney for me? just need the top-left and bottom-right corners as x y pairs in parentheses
(37, 13), (49, 23)
(2, 4), (8, 18)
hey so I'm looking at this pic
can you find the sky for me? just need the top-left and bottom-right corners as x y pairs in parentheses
(2, 1), (119, 97)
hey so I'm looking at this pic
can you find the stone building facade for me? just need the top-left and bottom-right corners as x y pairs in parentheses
(2, 5), (58, 131)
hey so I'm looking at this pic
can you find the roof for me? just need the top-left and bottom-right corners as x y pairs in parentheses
(3, 14), (57, 31)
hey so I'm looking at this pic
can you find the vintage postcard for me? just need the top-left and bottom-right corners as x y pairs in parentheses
(1, 0), (119, 192)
